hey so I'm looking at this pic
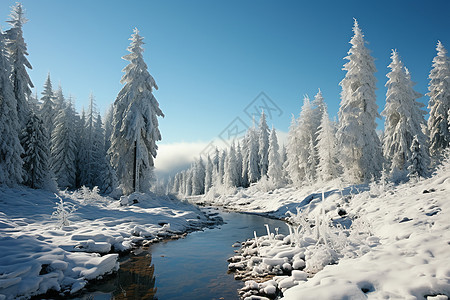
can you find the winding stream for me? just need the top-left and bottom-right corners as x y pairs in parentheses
(77, 209), (288, 300)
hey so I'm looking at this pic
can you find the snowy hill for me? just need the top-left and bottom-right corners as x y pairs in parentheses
(0, 188), (214, 299)
(193, 160), (450, 299)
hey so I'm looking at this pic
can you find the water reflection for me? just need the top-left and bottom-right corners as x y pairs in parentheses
(113, 250), (157, 300)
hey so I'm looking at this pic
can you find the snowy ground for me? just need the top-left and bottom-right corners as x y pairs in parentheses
(0, 187), (216, 299)
(192, 162), (450, 299)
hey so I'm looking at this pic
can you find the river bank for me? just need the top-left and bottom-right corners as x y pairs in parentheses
(0, 187), (219, 299)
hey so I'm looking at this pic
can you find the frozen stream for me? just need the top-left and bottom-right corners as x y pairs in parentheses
(76, 209), (288, 300)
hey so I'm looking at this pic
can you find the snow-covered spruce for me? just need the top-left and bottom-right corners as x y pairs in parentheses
(108, 28), (164, 195)
(337, 19), (382, 183)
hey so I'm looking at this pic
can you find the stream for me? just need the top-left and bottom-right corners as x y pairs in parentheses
(76, 209), (288, 300)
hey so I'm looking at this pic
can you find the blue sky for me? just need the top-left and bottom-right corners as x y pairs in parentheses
(1, 0), (449, 148)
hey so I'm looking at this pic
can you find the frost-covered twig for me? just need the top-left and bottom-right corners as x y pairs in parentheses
(51, 194), (77, 229)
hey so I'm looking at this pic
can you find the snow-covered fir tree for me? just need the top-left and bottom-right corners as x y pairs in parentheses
(108, 28), (164, 194)
(285, 115), (301, 185)
(218, 150), (226, 185)
(224, 143), (238, 188)
(39, 73), (56, 139)
(51, 95), (77, 189)
(280, 144), (288, 183)
(267, 128), (282, 185)
(235, 142), (243, 187)
(6, 3), (33, 128)
(297, 95), (318, 184)
(258, 111), (269, 178)
(241, 135), (250, 187)
(0, 30), (23, 186)
(192, 158), (205, 195)
(76, 109), (87, 187)
(204, 155), (213, 193)
(20, 112), (54, 189)
(382, 50), (429, 180)
(103, 104), (114, 152)
(246, 125), (260, 184)
(337, 19), (382, 183)
(427, 41), (450, 158)
(408, 135), (429, 179)
(316, 108), (340, 181)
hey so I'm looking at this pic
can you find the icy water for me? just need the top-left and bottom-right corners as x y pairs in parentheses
(77, 210), (288, 300)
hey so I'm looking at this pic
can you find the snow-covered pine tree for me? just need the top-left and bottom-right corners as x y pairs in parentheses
(0, 30), (23, 186)
(241, 134), (250, 187)
(280, 144), (288, 184)
(185, 169), (193, 196)
(51, 93), (77, 189)
(20, 112), (54, 189)
(337, 19), (382, 183)
(382, 50), (430, 180)
(408, 135), (429, 179)
(103, 104), (114, 153)
(258, 111), (270, 178)
(39, 73), (56, 139)
(92, 113), (107, 187)
(192, 158), (205, 195)
(75, 109), (87, 188)
(312, 89), (326, 140)
(218, 150), (226, 185)
(297, 95), (317, 184)
(427, 41), (450, 158)
(108, 28), (164, 194)
(224, 143), (238, 188)
(267, 128), (282, 185)
(204, 155), (213, 193)
(285, 115), (301, 185)
(247, 125), (260, 184)
(235, 142), (243, 187)
(406, 68), (430, 172)
(6, 3), (33, 129)
(316, 108), (340, 181)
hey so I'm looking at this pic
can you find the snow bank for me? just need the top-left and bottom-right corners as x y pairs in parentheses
(0, 187), (212, 299)
(223, 161), (450, 299)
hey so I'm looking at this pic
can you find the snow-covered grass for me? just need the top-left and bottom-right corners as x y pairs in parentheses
(0, 187), (213, 299)
(204, 161), (450, 299)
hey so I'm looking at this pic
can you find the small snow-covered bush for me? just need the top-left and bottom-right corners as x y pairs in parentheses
(51, 194), (77, 229)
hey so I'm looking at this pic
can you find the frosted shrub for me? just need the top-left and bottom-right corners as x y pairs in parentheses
(51, 194), (77, 229)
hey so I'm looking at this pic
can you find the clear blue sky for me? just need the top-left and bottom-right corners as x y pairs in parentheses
(1, 0), (449, 144)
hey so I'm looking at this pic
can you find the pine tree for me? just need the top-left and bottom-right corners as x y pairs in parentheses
(337, 19), (382, 183)
(300, 95), (319, 183)
(103, 104), (114, 152)
(218, 150), (226, 185)
(247, 126), (260, 184)
(241, 135), (250, 187)
(235, 142), (243, 187)
(258, 111), (270, 178)
(76, 109), (87, 187)
(6, 3), (33, 128)
(39, 73), (56, 139)
(204, 155), (213, 193)
(51, 94), (77, 189)
(192, 158), (205, 195)
(427, 41), (450, 157)
(0, 30), (23, 186)
(267, 128), (282, 185)
(382, 50), (429, 179)
(224, 143), (238, 187)
(408, 136), (429, 179)
(108, 28), (164, 194)
(20, 113), (54, 189)
(285, 115), (301, 185)
(316, 109), (340, 181)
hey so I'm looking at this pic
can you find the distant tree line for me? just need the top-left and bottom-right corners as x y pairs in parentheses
(169, 20), (450, 196)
